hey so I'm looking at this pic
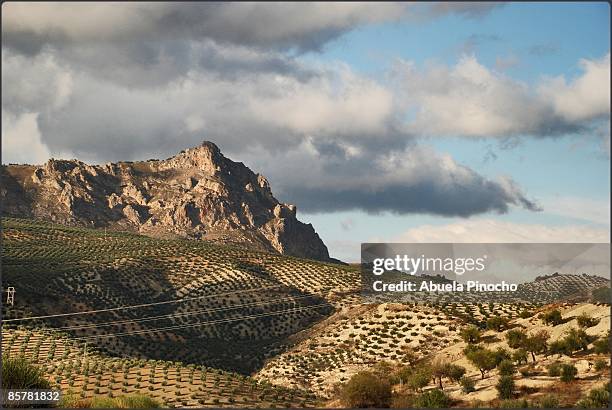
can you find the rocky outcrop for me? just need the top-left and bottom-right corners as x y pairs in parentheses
(1, 141), (330, 261)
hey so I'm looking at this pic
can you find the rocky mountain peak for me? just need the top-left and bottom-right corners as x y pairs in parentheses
(1, 143), (331, 261)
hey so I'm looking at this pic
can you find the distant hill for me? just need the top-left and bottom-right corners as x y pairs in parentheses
(517, 273), (610, 303)
(1, 141), (330, 261)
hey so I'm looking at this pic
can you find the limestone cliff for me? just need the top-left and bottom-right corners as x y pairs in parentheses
(1, 141), (330, 261)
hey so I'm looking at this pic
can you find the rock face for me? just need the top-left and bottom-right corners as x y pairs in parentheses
(1, 141), (330, 261)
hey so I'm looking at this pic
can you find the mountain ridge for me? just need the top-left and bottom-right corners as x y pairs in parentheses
(0, 141), (330, 261)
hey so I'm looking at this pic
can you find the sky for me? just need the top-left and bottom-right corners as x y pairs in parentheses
(2, 2), (610, 262)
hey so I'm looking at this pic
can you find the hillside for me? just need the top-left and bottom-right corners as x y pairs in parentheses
(1, 327), (319, 408)
(432, 302), (610, 406)
(517, 274), (610, 303)
(255, 301), (537, 395)
(1, 141), (330, 261)
(1, 217), (359, 374)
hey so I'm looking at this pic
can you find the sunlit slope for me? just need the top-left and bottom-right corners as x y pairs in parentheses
(1, 217), (360, 372)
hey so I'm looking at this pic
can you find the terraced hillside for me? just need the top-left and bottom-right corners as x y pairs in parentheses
(518, 274), (610, 303)
(1, 328), (318, 408)
(2, 217), (359, 373)
(256, 301), (538, 395)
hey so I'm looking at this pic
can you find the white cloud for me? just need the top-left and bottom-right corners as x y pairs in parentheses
(539, 53), (610, 123)
(395, 53), (609, 138)
(248, 66), (396, 137)
(1, 111), (51, 164)
(395, 219), (610, 243)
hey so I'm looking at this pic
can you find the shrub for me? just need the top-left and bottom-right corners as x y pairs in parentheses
(576, 385), (610, 408)
(523, 330), (549, 362)
(541, 309), (563, 326)
(391, 366), (412, 385)
(340, 371), (392, 408)
(535, 394), (559, 408)
(466, 347), (497, 379)
(505, 329), (527, 349)
(560, 364), (578, 382)
(470, 399), (487, 408)
(564, 328), (595, 354)
(496, 375), (515, 399)
(593, 333), (610, 354)
(59, 394), (161, 409)
(58, 393), (93, 408)
(594, 359), (607, 372)
(1, 356), (50, 390)
(371, 361), (395, 378)
(93, 395), (161, 408)
(412, 389), (450, 408)
(430, 359), (453, 389)
(460, 376), (475, 393)
(447, 364), (466, 382)
(576, 313), (600, 328)
(460, 325), (481, 344)
(493, 348), (511, 366)
(518, 366), (531, 377)
(390, 394), (414, 409)
(519, 310), (533, 319)
(498, 360), (515, 376)
(487, 316), (509, 332)
(407, 367), (431, 392)
(548, 339), (571, 357)
(511, 349), (528, 365)
(498, 398), (529, 408)
(547, 362), (562, 377)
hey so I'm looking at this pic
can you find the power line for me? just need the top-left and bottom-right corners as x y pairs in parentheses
(51, 293), (323, 331)
(3, 285), (285, 322)
(72, 304), (331, 341)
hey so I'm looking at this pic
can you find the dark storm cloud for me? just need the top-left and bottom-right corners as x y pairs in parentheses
(280, 179), (539, 216)
(1, 3), (407, 54)
(240, 143), (540, 217)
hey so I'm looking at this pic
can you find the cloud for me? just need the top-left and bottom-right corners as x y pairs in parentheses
(539, 53), (610, 123)
(1, 50), (73, 112)
(2, 2), (508, 56)
(241, 141), (540, 216)
(247, 65), (396, 137)
(1, 4), (607, 219)
(394, 54), (609, 138)
(1, 53), (402, 163)
(395, 219), (610, 243)
(2, 2), (406, 53)
(2, 111), (51, 165)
